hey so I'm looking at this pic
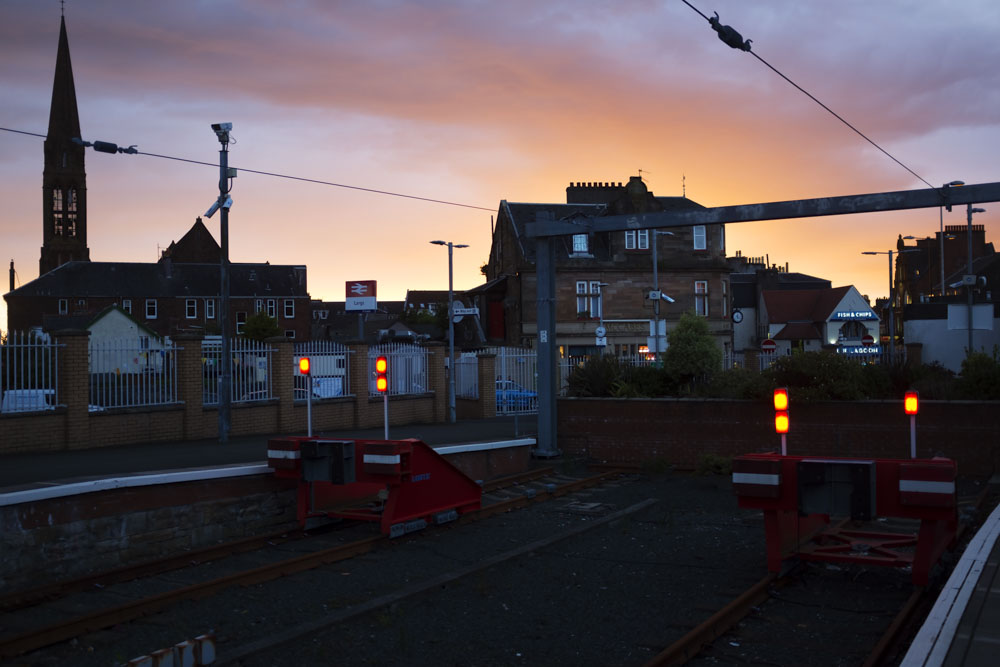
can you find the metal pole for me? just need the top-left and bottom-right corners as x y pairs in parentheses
(780, 433), (787, 457)
(939, 205), (946, 296)
(218, 138), (231, 444)
(652, 235), (659, 361)
(384, 393), (389, 440)
(447, 242), (456, 423)
(888, 250), (895, 359)
(909, 414), (916, 459)
(306, 378), (312, 437)
(967, 203), (975, 355)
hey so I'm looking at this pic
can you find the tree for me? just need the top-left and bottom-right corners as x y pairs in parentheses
(663, 311), (722, 392)
(242, 311), (282, 341)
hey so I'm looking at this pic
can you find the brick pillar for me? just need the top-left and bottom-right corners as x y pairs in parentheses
(173, 333), (206, 441)
(269, 336), (295, 433)
(54, 329), (90, 449)
(425, 342), (447, 423)
(348, 343), (370, 428)
(477, 353), (497, 419)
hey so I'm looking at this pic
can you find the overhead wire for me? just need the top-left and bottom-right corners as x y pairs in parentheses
(678, 1), (935, 190)
(0, 126), (495, 212)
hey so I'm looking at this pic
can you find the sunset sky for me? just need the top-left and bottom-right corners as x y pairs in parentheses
(2, 0), (998, 332)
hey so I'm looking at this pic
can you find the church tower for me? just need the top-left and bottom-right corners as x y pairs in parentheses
(39, 15), (89, 276)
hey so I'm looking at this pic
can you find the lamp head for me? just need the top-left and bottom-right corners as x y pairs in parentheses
(971, 208), (986, 214)
(430, 240), (446, 246)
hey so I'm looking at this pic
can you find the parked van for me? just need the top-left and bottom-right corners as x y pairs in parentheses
(1, 389), (55, 414)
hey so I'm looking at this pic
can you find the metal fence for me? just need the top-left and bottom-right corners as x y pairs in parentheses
(294, 340), (350, 399)
(485, 347), (538, 415)
(0, 331), (60, 413)
(369, 343), (429, 397)
(89, 338), (179, 408)
(202, 338), (275, 405)
(455, 354), (479, 399)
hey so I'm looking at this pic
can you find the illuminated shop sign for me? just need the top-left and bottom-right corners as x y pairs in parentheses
(837, 345), (881, 355)
(831, 310), (877, 321)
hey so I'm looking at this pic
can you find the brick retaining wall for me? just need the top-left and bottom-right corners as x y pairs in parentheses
(558, 397), (1000, 476)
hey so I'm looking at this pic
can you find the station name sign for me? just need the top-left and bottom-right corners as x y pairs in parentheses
(831, 310), (877, 321)
(346, 280), (377, 312)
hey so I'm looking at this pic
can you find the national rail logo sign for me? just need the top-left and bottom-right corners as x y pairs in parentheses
(346, 280), (377, 311)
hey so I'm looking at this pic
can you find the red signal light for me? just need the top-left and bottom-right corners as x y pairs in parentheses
(904, 391), (919, 415)
(775, 411), (789, 434)
(298, 357), (310, 376)
(773, 387), (788, 412)
(375, 355), (388, 393)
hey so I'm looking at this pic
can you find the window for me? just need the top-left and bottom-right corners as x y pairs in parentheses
(267, 299), (277, 318)
(186, 299), (198, 319)
(145, 299), (158, 319)
(122, 299), (132, 314)
(236, 311), (247, 334)
(284, 299), (295, 318)
(694, 281), (708, 316)
(571, 234), (589, 254)
(693, 226), (706, 250)
(625, 229), (649, 250)
(205, 299), (215, 319)
(575, 281), (603, 318)
(255, 299), (263, 313)
(721, 280), (729, 317)
(284, 330), (296, 339)
(58, 298), (68, 314)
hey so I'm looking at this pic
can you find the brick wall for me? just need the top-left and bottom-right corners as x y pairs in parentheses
(558, 397), (1000, 476)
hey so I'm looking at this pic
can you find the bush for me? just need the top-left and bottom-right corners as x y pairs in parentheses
(956, 349), (1000, 399)
(767, 351), (867, 401)
(566, 355), (626, 397)
(696, 454), (732, 476)
(663, 312), (722, 394)
(701, 367), (772, 399)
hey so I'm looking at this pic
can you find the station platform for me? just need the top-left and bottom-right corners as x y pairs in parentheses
(903, 477), (1000, 667)
(0, 415), (537, 493)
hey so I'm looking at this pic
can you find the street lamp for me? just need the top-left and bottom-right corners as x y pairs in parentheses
(966, 205), (986, 355)
(430, 239), (468, 423)
(651, 230), (675, 361)
(206, 122), (234, 444)
(939, 181), (965, 295)
(861, 246), (918, 358)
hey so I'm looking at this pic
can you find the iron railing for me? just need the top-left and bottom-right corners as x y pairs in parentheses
(89, 338), (179, 408)
(294, 340), (350, 399)
(0, 331), (60, 413)
(203, 338), (275, 405)
(369, 343), (429, 397)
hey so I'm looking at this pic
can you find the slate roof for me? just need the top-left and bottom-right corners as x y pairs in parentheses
(404, 290), (451, 310)
(7, 260), (308, 299)
(762, 286), (851, 324)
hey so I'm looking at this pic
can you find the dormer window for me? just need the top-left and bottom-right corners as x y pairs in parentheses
(572, 234), (589, 254)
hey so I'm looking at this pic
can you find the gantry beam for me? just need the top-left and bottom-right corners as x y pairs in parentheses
(529, 181), (1000, 457)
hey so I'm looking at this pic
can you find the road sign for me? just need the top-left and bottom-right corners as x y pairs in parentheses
(862, 334), (875, 346)
(595, 336), (607, 347)
(595, 325), (606, 338)
(761, 339), (777, 353)
(452, 300), (478, 323)
(346, 280), (377, 311)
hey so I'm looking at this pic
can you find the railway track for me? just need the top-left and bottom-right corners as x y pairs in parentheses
(643, 487), (997, 667)
(0, 466), (621, 660)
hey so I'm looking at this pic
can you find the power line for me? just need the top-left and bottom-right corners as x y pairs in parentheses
(679, 1), (934, 189)
(0, 126), (495, 212)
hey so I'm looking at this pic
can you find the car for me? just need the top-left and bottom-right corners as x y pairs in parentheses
(495, 380), (538, 412)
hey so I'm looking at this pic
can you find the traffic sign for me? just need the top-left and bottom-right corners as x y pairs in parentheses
(595, 336), (607, 347)
(761, 339), (777, 353)
(862, 334), (875, 346)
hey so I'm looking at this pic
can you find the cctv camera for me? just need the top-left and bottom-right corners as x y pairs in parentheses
(221, 195), (233, 210)
(205, 200), (220, 218)
(211, 122), (233, 132)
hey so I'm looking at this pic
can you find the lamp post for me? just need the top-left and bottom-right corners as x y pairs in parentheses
(939, 181), (965, 295)
(967, 204), (986, 355)
(430, 239), (468, 423)
(209, 123), (233, 444)
(651, 230), (675, 362)
(862, 246), (918, 358)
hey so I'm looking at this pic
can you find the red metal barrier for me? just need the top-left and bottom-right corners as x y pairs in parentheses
(267, 437), (482, 537)
(733, 453), (957, 586)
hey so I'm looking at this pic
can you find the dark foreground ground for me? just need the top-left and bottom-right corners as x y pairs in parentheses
(21, 466), (988, 667)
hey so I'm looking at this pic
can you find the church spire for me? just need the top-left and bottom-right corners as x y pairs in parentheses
(40, 14), (89, 276)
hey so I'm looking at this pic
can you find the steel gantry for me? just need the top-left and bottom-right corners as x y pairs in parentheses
(526, 181), (1000, 457)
